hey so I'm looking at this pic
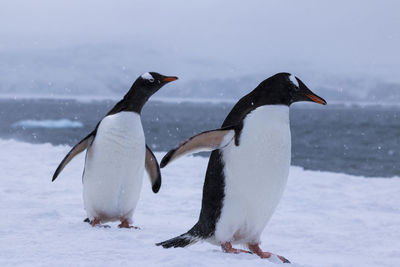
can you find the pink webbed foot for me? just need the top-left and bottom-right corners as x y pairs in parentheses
(248, 244), (290, 263)
(90, 218), (110, 228)
(221, 242), (252, 254)
(118, 219), (140, 229)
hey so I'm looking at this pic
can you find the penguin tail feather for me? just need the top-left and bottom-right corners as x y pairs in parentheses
(156, 233), (199, 248)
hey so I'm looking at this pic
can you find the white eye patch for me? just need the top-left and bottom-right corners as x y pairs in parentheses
(289, 74), (299, 87)
(141, 72), (154, 81)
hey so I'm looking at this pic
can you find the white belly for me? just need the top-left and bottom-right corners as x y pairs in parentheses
(82, 112), (145, 223)
(215, 105), (291, 244)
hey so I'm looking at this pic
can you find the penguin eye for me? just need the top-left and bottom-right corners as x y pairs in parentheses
(149, 78), (155, 83)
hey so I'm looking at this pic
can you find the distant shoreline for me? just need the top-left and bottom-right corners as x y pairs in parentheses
(1, 94), (400, 109)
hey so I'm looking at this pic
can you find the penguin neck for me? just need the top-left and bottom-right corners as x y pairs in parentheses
(222, 91), (290, 127)
(120, 88), (151, 114)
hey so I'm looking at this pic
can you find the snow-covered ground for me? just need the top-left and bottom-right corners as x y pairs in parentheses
(0, 139), (399, 266)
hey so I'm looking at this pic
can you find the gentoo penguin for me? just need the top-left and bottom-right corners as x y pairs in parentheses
(156, 73), (326, 262)
(52, 72), (178, 228)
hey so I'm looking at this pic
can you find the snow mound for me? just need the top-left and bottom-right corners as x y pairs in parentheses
(0, 139), (399, 266)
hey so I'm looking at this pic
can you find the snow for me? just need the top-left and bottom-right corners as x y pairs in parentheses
(0, 139), (399, 266)
(12, 119), (83, 129)
(289, 74), (299, 87)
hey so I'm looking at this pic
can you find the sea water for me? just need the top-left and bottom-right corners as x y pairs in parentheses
(0, 98), (398, 178)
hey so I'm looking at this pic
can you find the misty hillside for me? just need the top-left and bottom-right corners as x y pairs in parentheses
(0, 0), (399, 103)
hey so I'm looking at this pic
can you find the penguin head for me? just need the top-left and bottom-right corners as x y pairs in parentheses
(120, 72), (178, 113)
(133, 72), (178, 97)
(256, 73), (327, 106)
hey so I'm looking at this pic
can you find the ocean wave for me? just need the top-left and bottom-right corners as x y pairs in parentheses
(12, 119), (84, 129)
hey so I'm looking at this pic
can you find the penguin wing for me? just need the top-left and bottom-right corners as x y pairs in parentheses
(160, 126), (237, 168)
(52, 131), (96, 182)
(145, 145), (162, 193)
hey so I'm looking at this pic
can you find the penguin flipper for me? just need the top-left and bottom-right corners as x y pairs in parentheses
(52, 132), (95, 182)
(145, 145), (162, 193)
(160, 126), (236, 168)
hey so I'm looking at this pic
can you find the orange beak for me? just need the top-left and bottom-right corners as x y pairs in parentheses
(305, 93), (327, 105)
(163, 76), (178, 82)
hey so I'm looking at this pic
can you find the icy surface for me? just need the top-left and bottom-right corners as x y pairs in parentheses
(0, 139), (399, 266)
(12, 119), (84, 129)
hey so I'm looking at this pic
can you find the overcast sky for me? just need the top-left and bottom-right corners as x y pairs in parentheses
(0, 0), (399, 100)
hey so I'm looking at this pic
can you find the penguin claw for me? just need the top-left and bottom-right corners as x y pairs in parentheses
(118, 225), (140, 229)
(91, 223), (111, 228)
(278, 255), (291, 264)
(95, 224), (111, 228)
